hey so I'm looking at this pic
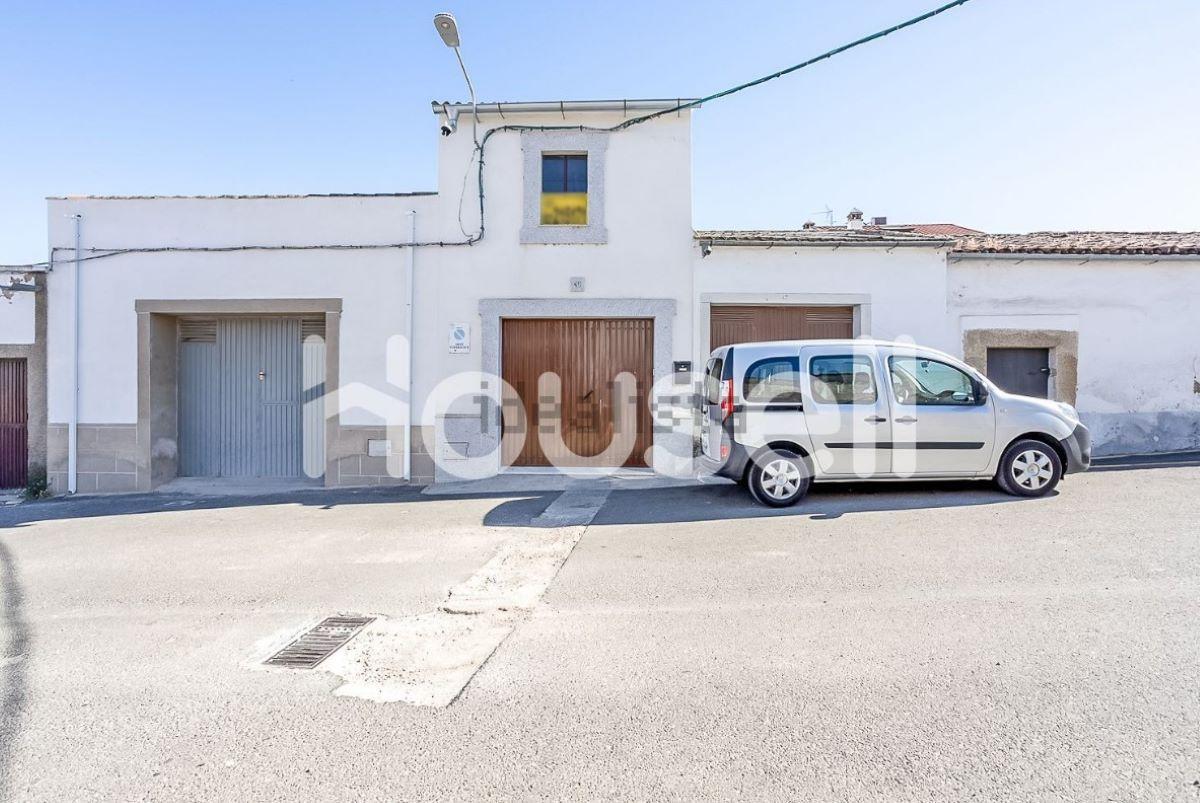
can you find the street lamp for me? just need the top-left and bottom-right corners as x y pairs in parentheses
(433, 12), (478, 144)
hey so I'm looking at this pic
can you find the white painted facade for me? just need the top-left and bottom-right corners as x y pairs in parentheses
(44, 195), (435, 427)
(692, 245), (954, 355)
(0, 291), (35, 345)
(948, 256), (1200, 454)
(18, 99), (1198, 492)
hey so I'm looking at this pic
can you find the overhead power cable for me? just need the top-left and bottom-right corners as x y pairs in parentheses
(0, 0), (976, 272)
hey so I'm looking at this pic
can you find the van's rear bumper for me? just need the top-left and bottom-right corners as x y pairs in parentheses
(698, 440), (751, 482)
(1060, 423), (1092, 474)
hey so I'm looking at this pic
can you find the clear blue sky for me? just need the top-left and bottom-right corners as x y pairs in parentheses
(2, 0), (1197, 262)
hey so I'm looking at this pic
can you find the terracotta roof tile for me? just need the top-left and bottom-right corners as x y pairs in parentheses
(697, 228), (1200, 256)
(953, 231), (1200, 256)
(882, 223), (983, 236)
(694, 228), (952, 245)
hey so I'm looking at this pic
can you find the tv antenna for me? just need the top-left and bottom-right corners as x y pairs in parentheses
(809, 206), (835, 225)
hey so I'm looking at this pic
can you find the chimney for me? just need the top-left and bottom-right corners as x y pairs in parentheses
(802, 220), (816, 230)
(846, 208), (864, 230)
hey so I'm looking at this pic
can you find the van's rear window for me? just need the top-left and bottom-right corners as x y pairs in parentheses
(744, 356), (803, 404)
(704, 357), (724, 404)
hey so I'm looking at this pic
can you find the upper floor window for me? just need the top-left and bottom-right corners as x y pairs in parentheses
(541, 154), (588, 225)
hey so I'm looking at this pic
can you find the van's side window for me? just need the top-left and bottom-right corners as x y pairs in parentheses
(744, 357), (803, 404)
(704, 357), (724, 405)
(809, 355), (878, 404)
(888, 356), (978, 406)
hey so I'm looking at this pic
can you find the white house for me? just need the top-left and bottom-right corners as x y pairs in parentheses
(0, 97), (1195, 493)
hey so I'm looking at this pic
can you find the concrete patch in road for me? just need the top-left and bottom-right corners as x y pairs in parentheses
(530, 488), (613, 528)
(319, 488), (610, 706)
(322, 612), (517, 706)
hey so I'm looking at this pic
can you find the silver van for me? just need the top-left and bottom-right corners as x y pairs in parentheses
(700, 340), (1091, 507)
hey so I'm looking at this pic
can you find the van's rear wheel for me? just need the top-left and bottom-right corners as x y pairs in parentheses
(996, 439), (1062, 497)
(748, 450), (811, 507)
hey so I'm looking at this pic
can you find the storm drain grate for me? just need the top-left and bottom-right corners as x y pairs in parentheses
(265, 615), (375, 669)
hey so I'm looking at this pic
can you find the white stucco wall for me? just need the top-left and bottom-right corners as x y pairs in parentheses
(692, 244), (953, 361)
(44, 109), (698, 439)
(948, 256), (1200, 453)
(418, 110), (696, 421)
(46, 194), (435, 425)
(0, 290), (35, 345)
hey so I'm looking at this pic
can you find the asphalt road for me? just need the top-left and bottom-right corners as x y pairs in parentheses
(0, 462), (1197, 801)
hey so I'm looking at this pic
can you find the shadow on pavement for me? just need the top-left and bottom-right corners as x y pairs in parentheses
(587, 480), (1028, 526)
(0, 485), (569, 533)
(0, 538), (30, 800)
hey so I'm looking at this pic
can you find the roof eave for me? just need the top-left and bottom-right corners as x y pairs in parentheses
(699, 237), (954, 248)
(431, 99), (701, 117)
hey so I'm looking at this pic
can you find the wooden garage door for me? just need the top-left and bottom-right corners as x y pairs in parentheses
(0, 359), (27, 488)
(710, 305), (853, 349)
(501, 318), (653, 468)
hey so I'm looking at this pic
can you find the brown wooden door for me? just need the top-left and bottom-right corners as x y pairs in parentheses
(501, 318), (653, 468)
(710, 305), (853, 349)
(0, 358), (28, 488)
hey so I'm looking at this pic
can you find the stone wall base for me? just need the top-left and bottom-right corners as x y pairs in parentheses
(1083, 412), (1200, 457)
(46, 422), (436, 495)
(327, 424), (434, 487)
(47, 424), (142, 495)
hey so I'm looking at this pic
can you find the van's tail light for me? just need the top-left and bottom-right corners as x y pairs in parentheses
(719, 379), (734, 422)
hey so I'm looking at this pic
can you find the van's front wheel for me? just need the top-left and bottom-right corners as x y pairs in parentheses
(748, 450), (811, 507)
(996, 439), (1062, 497)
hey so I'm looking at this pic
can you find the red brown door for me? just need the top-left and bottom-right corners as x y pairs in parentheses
(710, 305), (853, 349)
(501, 318), (653, 468)
(0, 358), (28, 488)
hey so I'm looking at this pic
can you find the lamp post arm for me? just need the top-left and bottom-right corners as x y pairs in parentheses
(452, 46), (479, 147)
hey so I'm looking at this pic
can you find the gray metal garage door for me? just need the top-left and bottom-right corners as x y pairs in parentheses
(986, 347), (1050, 398)
(178, 317), (306, 478)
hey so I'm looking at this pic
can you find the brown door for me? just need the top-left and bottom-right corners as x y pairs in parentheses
(710, 305), (853, 349)
(0, 358), (28, 488)
(501, 318), (653, 468)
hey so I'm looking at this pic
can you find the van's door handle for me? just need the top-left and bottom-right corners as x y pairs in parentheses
(864, 415), (887, 423)
(895, 416), (918, 424)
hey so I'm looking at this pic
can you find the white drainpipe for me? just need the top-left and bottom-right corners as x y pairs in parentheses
(404, 210), (416, 481)
(68, 213), (82, 494)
